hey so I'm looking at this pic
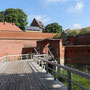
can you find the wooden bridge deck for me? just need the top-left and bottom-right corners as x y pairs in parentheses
(0, 60), (67, 90)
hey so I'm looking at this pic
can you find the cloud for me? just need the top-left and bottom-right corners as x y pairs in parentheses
(71, 24), (81, 29)
(68, 1), (84, 13)
(28, 14), (50, 24)
(39, 0), (68, 5)
(45, 0), (67, 3)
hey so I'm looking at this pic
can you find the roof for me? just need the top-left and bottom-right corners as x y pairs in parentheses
(0, 22), (22, 32)
(30, 18), (45, 29)
(25, 26), (41, 30)
(37, 38), (61, 42)
(0, 32), (56, 40)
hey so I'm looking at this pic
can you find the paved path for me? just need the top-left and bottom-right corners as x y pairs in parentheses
(0, 60), (67, 90)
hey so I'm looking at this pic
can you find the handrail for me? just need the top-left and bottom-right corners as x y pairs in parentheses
(0, 56), (7, 60)
(0, 54), (29, 59)
(33, 55), (90, 90)
(34, 48), (40, 55)
(42, 58), (90, 79)
(0, 54), (30, 62)
(48, 48), (54, 60)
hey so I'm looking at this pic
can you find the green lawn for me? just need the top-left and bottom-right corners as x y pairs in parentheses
(57, 69), (90, 90)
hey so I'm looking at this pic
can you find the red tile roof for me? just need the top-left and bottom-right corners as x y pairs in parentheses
(0, 32), (56, 40)
(0, 22), (56, 40)
(0, 22), (22, 32)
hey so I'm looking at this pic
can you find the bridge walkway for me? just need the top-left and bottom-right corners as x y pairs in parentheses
(0, 60), (67, 90)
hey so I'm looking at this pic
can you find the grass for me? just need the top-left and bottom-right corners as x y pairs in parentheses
(56, 68), (90, 90)
(48, 64), (90, 90)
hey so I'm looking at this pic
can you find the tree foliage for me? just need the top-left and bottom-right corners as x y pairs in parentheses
(0, 8), (28, 30)
(67, 27), (90, 36)
(45, 22), (63, 33)
(78, 28), (90, 35)
(53, 32), (62, 39)
(67, 30), (77, 36)
(0, 11), (5, 22)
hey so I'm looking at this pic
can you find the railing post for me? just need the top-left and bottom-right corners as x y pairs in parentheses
(67, 71), (71, 90)
(31, 53), (33, 59)
(6, 56), (7, 62)
(35, 57), (37, 64)
(14, 56), (16, 61)
(6, 56), (8, 62)
(38, 57), (40, 66)
(46, 62), (48, 74)
(41, 61), (44, 69)
(43, 61), (45, 69)
(53, 65), (56, 80)
(21, 55), (22, 60)
(26, 54), (28, 59)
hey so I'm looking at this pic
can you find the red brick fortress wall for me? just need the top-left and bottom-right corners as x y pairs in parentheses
(37, 39), (65, 65)
(0, 40), (24, 57)
(37, 39), (61, 59)
(0, 32), (56, 57)
(65, 46), (90, 65)
(0, 39), (37, 57)
(69, 34), (90, 45)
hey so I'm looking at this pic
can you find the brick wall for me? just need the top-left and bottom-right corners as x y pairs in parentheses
(76, 35), (90, 45)
(69, 34), (90, 45)
(0, 39), (37, 57)
(65, 46), (90, 64)
(0, 32), (55, 57)
(37, 39), (65, 64)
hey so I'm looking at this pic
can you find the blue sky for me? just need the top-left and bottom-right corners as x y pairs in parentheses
(0, 0), (90, 30)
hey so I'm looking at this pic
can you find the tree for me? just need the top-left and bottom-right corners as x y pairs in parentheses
(53, 32), (62, 39)
(67, 30), (77, 36)
(78, 28), (90, 35)
(0, 11), (5, 22)
(0, 8), (28, 30)
(45, 22), (63, 33)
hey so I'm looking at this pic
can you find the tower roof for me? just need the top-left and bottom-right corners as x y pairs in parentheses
(30, 18), (45, 29)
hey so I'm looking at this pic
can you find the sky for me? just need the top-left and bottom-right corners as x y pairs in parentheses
(0, 0), (90, 30)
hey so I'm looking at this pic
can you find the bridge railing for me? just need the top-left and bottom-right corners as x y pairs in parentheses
(0, 56), (7, 62)
(0, 54), (30, 62)
(33, 55), (90, 90)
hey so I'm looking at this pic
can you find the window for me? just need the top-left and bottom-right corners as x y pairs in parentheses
(65, 49), (67, 52)
(81, 49), (84, 52)
(76, 50), (78, 52)
(70, 50), (72, 53)
(88, 50), (90, 52)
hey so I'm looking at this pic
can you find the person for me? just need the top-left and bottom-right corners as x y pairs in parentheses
(42, 51), (45, 54)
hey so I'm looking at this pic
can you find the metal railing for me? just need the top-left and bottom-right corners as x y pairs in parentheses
(34, 47), (56, 61)
(48, 48), (55, 60)
(0, 54), (30, 62)
(33, 55), (90, 90)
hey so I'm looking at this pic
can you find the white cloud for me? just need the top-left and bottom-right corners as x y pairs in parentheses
(40, 0), (68, 5)
(46, 0), (67, 3)
(71, 24), (81, 29)
(28, 15), (50, 24)
(69, 1), (84, 13)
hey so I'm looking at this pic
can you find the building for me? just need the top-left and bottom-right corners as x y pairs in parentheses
(25, 26), (42, 32)
(25, 18), (45, 32)
(0, 21), (90, 66)
(37, 38), (90, 65)
(0, 22), (55, 57)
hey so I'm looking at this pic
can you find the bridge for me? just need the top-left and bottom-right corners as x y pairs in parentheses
(0, 54), (90, 90)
